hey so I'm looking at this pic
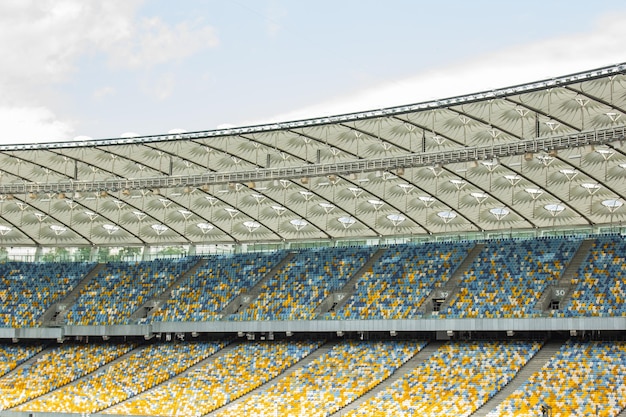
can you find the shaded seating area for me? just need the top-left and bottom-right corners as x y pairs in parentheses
(562, 235), (626, 317)
(151, 251), (286, 322)
(64, 257), (198, 325)
(331, 241), (473, 319)
(0, 261), (94, 327)
(228, 246), (377, 320)
(443, 237), (580, 318)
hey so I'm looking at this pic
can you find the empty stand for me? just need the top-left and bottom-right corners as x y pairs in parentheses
(227, 246), (377, 321)
(210, 339), (425, 417)
(332, 340), (441, 416)
(219, 251), (294, 317)
(131, 257), (208, 323)
(204, 341), (331, 416)
(0, 261), (96, 328)
(535, 239), (593, 314)
(106, 340), (321, 417)
(442, 237), (581, 318)
(343, 340), (542, 417)
(562, 235), (626, 317)
(314, 247), (387, 317)
(64, 257), (198, 325)
(16, 341), (225, 414)
(0, 342), (135, 410)
(101, 342), (242, 416)
(330, 241), (474, 320)
(0, 343), (44, 378)
(149, 251), (288, 322)
(472, 340), (562, 416)
(421, 242), (483, 316)
(486, 340), (626, 417)
(39, 263), (103, 326)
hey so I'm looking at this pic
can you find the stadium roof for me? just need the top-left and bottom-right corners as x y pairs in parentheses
(2, 63), (626, 247)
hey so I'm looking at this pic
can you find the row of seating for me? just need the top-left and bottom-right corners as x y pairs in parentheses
(64, 257), (199, 325)
(4, 340), (625, 416)
(441, 238), (581, 318)
(213, 340), (426, 417)
(151, 251), (286, 322)
(2, 236), (626, 328)
(0, 343), (44, 377)
(15, 341), (226, 414)
(327, 241), (473, 319)
(103, 340), (322, 416)
(227, 246), (377, 320)
(0, 342), (134, 410)
(343, 340), (542, 416)
(561, 236), (626, 317)
(487, 341), (626, 416)
(0, 262), (94, 327)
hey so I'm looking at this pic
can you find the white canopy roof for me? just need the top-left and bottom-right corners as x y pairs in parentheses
(1, 63), (625, 247)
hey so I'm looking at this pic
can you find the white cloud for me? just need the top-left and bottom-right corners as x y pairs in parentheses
(0, 0), (219, 143)
(0, 1), (142, 87)
(104, 17), (220, 69)
(0, 107), (74, 144)
(142, 73), (176, 101)
(260, 12), (626, 125)
(93, 86), (116, 100)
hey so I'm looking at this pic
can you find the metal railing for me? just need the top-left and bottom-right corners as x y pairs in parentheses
(0, 126), (623, 195)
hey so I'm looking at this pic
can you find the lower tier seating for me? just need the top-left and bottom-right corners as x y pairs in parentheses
(103, 340), (322, 417)
(0, 342), (134, 410)
(486, 341), (626, 417)
(343, 340), (542, 417)
(15, 341), (226, 414)
(213, 340), (426, 417)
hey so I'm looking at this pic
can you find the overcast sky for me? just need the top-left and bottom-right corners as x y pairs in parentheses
(1, 0), (626, 144)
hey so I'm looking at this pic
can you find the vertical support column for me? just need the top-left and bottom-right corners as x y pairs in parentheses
(34, 246), (43, 262)
(90, 246), (99, 262)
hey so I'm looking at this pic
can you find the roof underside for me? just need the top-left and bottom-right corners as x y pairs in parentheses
(2, 63), (626, 247)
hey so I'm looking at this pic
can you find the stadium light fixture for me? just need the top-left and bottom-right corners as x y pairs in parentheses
(387, 213), (405, 227)
(290, 219), (308, 231)
(337, 216), (356, 229)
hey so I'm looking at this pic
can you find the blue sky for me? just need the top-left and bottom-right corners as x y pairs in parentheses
(1, 0), (626, 144)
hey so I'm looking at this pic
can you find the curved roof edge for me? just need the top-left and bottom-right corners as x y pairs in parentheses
(2, 62), (625, 151)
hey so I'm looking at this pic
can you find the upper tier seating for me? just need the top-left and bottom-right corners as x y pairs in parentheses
(1, 235), (625, 327)
(330, 241), (473, 319)
(442, 237), (581, 318)
(561, 235), (626, 317)
(151, 251), (286, 322)
(64, 257), (198, 325)
(0, 261), (94, 327)
(228, 246), (377, 320)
